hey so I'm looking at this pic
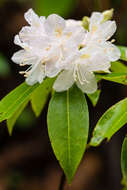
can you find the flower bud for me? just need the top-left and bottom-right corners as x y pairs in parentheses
(102, 8), (114, 22)
(82, 16), (90, 30)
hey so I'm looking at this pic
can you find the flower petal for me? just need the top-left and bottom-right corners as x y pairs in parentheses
(19, 26), (50, 50)
(90, 12), (103, 31)
(102, 42), (121, 62)
(88, 53), (110, 72)
(65, 25), (86, 46)
(26, 64), (45, 85)
(46, 59), (61, 78)
(53, 69), (74, 92)
(76, 65), (97, 93)
(99, 21), (116, 40)
(11, 50), (25, 64)
(24, 8), (40, 26)
(44, 14), (65, 36)
(66, 19), (82, 27)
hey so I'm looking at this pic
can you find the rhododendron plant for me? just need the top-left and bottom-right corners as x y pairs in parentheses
(1, 8), (127, 189)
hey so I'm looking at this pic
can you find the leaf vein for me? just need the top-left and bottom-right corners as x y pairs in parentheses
(67, 90), (71, 166)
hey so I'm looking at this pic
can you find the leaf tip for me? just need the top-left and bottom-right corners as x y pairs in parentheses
(89, 136), (103, 147)
(6, 121), (13, 136)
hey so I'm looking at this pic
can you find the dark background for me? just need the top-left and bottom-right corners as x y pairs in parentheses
(0, 0), (127, 189)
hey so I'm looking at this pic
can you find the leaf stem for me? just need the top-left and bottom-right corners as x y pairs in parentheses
(59, 172), (66, 190)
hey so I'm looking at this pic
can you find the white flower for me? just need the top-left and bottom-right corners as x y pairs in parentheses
(83, 12), (120, 62)
(12, 9), (85, 85)
(53, 45), (110, 93)
(53, 11), (121, 93)
(12, 9), (120, 93)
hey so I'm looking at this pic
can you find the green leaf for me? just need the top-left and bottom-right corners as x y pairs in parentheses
(0, 82), (39, 122)
(87, 90), (101, 106)
(118, 46), (127, 61)
(16, 107), (36, 130)
(47, 85), (89, 183)
(111, 61), (127, 73)
(90, 98), (127, 146)
(31, 78), (55, 117)
(7, 100), (29, 135)
(96, 73), (127, 85)
(121, 136), (127, 187)
(35, 0), (77, 17)
(123, 188), (127, 190)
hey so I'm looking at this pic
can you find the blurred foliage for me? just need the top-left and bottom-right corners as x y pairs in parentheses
(16, 105), (36, 130)
(121, 136), (127, 188)
(0, 53), (11, 78)
(7, 170), (24, 190)
(34, 0), (77, 17)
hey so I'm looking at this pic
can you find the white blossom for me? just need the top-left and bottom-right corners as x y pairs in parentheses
(12, 9), (120, 93)
(12, 9), (85, 85)
(53, 11), (121, 93)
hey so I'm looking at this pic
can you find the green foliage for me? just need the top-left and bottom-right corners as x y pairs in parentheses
(16, 106), (36, 130)
(87, 90), (101, 107)
(47, 85), (89, 183)
(7, 100), (29, 135)
(0, 54), (11, 77)
(96, 73), (127, 85)
(0, 82), (39, 122)
(34, 0), (77, 17)
(118, 46), (127, 61)
(31, 78), (55, 117)
(111, 61), (127, 73)
(90, 98), (127, 146)
(121, 136), (127, 187)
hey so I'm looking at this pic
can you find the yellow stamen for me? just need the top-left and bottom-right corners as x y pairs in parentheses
(66, 32), (72, 38)
(80, 54), (90, 59)
(91, 25), (98, 33)
(55, 28), (62, 37)
(111, 39), (115, 43)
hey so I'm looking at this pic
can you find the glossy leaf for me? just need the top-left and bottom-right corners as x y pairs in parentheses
(87, 90), (101, 106)
(7, 100), (29, 135)
(90, 98), (127, 146)
(121, 136), (127, 187)
(31, 78), (55, 117)
(111, 61), (127, 73)
(118, 46), (127, 61)
(96, 73), (127, 85)
(0, 82), (39, 122)
(47, 85), (89, 183)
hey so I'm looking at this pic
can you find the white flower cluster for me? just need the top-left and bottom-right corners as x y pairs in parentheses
(12, 9), (120, 94)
